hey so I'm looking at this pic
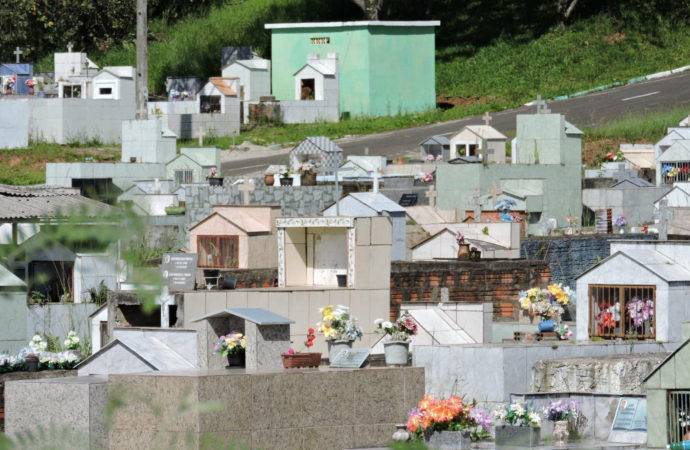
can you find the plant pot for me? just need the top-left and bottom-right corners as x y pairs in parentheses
(226, 351), (245, 368)
(264, 174), (275, 186)
(281, 352), (321, 368)
(392, 424), (410, 442)
(209, 177), (223, 186)
(301, 173), (316, 186)
(495, 425), (540, 447)
(336, 274), (347, 287)
(457, 243), (470, 260)
(553, 420), (569, 446)
(423, 430), (471, 449)
(25, 356), (39, 372)
(327, 339), (353, 362)
(538, 319), (555, 332)
(129, 156), (137, 163)
(280, 177), (292, 186)
(383, 341), (410, 366)
(222, 274), (237, 290)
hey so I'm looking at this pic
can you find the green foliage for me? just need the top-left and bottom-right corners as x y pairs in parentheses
(45, 334), (61, 352)
(164, 205), (186, 215)
(86, 280), (110, 305)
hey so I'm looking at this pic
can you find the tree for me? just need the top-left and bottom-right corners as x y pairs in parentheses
(351, 0), (384, 20)
(557, 0), (580, 24)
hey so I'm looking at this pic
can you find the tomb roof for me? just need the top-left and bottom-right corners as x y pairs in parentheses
(295, 60), (336, 76)
(347, 192), (406, 213)
(265, 21), (440, 29)
(189, 211), (270, 234)
(0, 184), (114, 220)
(419, 135), (450, 146)
(292, 136), (343, 154)
(658, 140), (690, 162)
(98, 66), (134, 78)
(564, 121), (583, 135)
(609, 177), (655, 188)
(577, 249), (690, 283)
(232, 59), (270, 70)
(0, 263), (26, 288)
(208, 77), (238, 96)
(452, 125), (507, 141)
(191, 307), (294, 325)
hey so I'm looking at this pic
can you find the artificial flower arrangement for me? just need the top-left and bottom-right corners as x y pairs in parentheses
(374, 311), (418, 342)
(425, 154), (435, 162)
(283, 328), (316, 355)
(519, 284), (574, 322)
(543, 399), (580, 423)
(626, 297), (654, 329)
(422, 172), (434, 182)
(456, 231), (465, 246)
(614, 215), (627, 228)
(63, 330), (80, 350)
(493, 402), (542, 427)
(555, 323), (573, 340)
(316, 304), (363, 342)
(214, 331), (246, 356)
(597, 300), (620, 331)
(282, 328), (321, 368)
(206, 167), (218, 179)
(29, 334), (47, 352)
(406, 393), (492, 442)
(298, 162), (316, 175)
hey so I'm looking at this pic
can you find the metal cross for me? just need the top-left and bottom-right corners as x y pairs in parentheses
(425, 185), (437, 208)
(487, 182), (503, 206)
(67, 42), (74, 53)
(13, 47), (22, 64)
(238, 177), (255, 205)
(482, 111), (492, 126)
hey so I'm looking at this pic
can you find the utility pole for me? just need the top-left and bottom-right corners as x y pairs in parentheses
(136, 0), (148, 119)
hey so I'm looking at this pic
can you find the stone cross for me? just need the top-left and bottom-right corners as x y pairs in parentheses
(482, 111), (492, 126)
(67, 42), (74, 53)
(238, 177), (255, 205)
(198, 127), (206, 146)
(487, 182), (503, 207)
(535, 94), (551, 114)
(13, 47), (22, 64)
(425, 185), (437, 208)
(658, 199), (674, 240)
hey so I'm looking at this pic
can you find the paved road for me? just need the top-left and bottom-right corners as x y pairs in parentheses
(222, 71), (690, 176)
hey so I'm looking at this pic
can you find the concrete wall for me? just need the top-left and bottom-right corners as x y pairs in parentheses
(279, 99), (339, 123)
(0, 98), (29, 149)
(27, 303), (99, 348)
(45, 162), (167, 191)
(148, 101), (197, 115)
(583, 186), (671, 227)
(0, 291), (28, 353)
(121, 119), (176, 164)
(73, 253), (118, 304)
(414, 340), (677, 408)
(165, 110), (240, 139)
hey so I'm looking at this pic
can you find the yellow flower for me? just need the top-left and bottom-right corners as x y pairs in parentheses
(547, 284), (562, 296)
(323, 312), (336, 321)
(526, 288), (539, 299)
(520, 297), (531, 310)
(320, 306), (333, 317)
(241, 338), (246, 348)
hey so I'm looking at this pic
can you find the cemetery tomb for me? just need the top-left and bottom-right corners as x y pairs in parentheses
(198, 77), (238, 114)
(576, 240), (690, 343)
(293, 53), (338, 101)
(449, 124), (507, 163)
(189, 205), (280, 271)
(289, 136), (343, 172)
(654, 128), (690, 185)
(91, 67), (134, 100)
(658, 140), (690, 185)
(419, 135), (451, 161)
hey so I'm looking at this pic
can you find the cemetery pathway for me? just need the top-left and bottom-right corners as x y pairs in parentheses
(222, 70), (690, 176)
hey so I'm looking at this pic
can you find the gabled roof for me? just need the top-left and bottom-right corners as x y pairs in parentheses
(189, 209), (271, 234)
(453, 125), (507, 141)
(658, 140), (690, 162)
(191, 308), (294, 325)
(0, 263), (26, 288)
(208, 77), (237, 96)
(232, 59), (270, 71)
(609, 177), (654, 188)
(577, 250), (690, 283)
(564, 121), (583, 135)
(292, 136), (343, 154)
(644, 338), (690, 382)
(265, 21), (440, 29)
(348, 192), (406, 213)
(419, 135), (450, 146)
(295, 60), (336, 76)
(180, 147), (219, 167)
(0, 184), (114, 220)
(654, 185), (690, 205)
(97, 66), (134, 79)
(0, 63), (32, 75)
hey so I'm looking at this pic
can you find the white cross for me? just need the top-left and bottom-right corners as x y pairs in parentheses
(13, 47), (22, 64)
(238, 177), (255, 205)
(472, 189), (483, 222)
(425, 185), (437, 207)
(482, 111), (492, 126)
(198, 127), (206, 146)
(487, 182), (503, 206)
(371, 170), (381, 193)
(67, 42), (74, 53)
(658, 199), (674, 240)
(535, 94), (550, 114)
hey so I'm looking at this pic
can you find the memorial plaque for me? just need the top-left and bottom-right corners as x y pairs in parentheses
(329, 349), (370, 368)
(609, 397), (647, 444)
(160, 253), (198, 291)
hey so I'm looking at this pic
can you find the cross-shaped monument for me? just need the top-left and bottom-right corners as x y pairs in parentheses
(425, 185), (437, 208)
(371, 170), (382, 193)
(487, 182), (503, 207)
(471, 189), (487, 222)
(482, 111), (492, 126)
(658, 199), (674, 240)
(535, 94), (551, 114)
(67, 42), (74, 53)
(13, 47), (22, 64)
(238, 177), (255, 206)
(198, 127), (206, 146)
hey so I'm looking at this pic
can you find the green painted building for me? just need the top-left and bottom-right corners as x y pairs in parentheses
(265, 21), (439, 118)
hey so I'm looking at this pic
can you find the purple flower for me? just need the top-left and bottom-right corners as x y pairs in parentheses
(470, 408), (492, 432)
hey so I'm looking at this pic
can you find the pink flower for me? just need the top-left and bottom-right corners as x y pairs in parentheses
(285, 348), (295, 355)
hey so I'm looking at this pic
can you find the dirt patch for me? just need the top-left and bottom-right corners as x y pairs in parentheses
(583, 137), (628, 167)
(8, 156), (22, 167)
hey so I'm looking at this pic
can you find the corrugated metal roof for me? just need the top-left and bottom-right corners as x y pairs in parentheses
(0, 184), (114, 219)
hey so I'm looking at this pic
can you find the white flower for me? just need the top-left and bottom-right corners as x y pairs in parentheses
(374, 318), (384, 326)
(529, 412), (541, 426)
(510, 403), (525, 416)
(382, 321), (393, 329)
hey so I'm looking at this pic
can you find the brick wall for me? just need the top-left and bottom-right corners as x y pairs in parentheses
(390, 260), (551, 321)
(520, 233), (657, 288)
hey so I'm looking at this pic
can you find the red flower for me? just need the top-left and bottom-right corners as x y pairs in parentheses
(308, 328), (315, 334)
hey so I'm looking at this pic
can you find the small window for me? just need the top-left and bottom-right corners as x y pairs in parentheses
(63, 85), (81, 98)
(310, 37), (330, 44)
(300, 79), (315, 100)
(589, 285), (655, 339)
(197, 236), (239, 268)
(668, 391), (690, 444)
(174, 169), (194, 187)
(200, 95), (222, 113)
(99, 87), (112, 95)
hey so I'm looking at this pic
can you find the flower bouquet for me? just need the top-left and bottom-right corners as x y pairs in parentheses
(407, 394), (491, 446)
(317, 305), (363, 361)
(555, 323), (573, 340)
(282, 328), (321, 368)
(493, 402), (541, 447)
(64, 330), (80, 350)
(299, 162), (317, 185)
(626, 297), (654, 333)
(215, 331), (246, 367)
(544, 399), (580, 446)
(519, 284), (574, 331)
(374, 311), (418, 342)
(614, 215), (627, 232)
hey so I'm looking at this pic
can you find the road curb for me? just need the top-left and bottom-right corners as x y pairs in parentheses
(524, 63), (690, 105)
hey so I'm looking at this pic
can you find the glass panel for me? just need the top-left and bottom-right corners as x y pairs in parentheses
(219, 237), (238, 268)
(198, 237), (218, 267)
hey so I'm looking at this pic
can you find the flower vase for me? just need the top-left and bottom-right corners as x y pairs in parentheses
(495, 425), (541, 447)
(301, 173), (316, 186)
(383, 341), (409, 366)
(538, 319), (555, 332)
(424, 430), (471, 449)
(209, 177), (223, 186)
(552, 420), (569, 446)
(226, 351), (245, 368)
(392, 424), (410, 442)
(327, 340), (353, 362)
(280, 177), (292, 186)
(457, 243), (470, 260)
(264, 174), (275, 186)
